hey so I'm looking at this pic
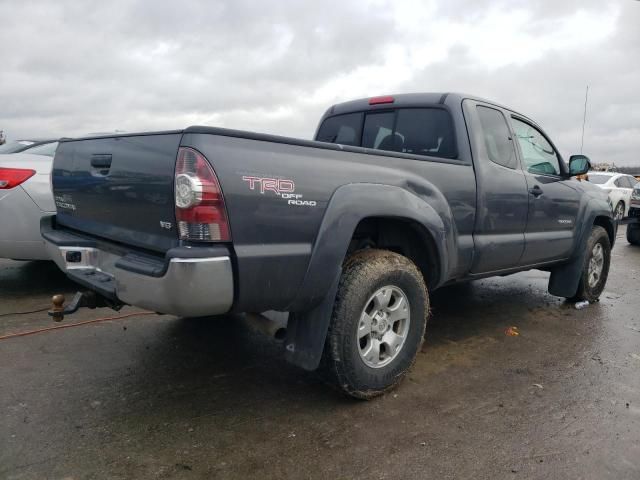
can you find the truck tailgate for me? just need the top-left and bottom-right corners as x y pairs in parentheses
(52, 133), (182, 252)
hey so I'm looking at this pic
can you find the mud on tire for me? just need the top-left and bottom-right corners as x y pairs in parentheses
(321, 249), (429, 399)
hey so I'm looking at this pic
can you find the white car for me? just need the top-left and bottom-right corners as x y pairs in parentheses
(0, 152), (55, 260)
(587, 172), (638, 220)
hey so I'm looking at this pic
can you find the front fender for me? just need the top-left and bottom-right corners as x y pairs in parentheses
(573, 196), (615, 254)
(286, 183), (453, 312)
(548, 197), (614, 298)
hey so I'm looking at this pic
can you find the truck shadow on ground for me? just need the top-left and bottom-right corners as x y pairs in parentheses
(0, 260), (77, 298)
(110, 271), (570, 410)
(425, 274), (570, 345)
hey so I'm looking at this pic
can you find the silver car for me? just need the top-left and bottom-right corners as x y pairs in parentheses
(0, 150), (56, 260)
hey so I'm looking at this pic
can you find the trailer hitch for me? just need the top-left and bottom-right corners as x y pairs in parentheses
(49, 291), (123, 322)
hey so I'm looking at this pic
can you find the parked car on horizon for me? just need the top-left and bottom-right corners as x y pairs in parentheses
(0, 138), (58, 155)
(626, 183), (640, 245)
(0, 152), (55, 260)
(587, 171), (638, 220)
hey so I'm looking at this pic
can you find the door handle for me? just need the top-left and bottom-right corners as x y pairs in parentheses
(528, 185), (543, 197)
(90, 154), (112, 169)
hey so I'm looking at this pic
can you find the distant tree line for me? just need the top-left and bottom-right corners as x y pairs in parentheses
(612, 166), (640, 175)
(590, 162), (640, 175)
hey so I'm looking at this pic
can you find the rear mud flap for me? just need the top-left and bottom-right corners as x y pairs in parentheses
(284, 268), (341, 371)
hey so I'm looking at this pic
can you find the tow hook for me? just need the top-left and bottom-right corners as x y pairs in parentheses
(48, 291), (123, 322)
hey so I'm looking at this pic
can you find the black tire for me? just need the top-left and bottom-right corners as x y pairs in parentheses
(614, 201), (625, 221)
(627, 223), (640, 246)
(570, 226), (611, 302)
(321, 249), (429, 399)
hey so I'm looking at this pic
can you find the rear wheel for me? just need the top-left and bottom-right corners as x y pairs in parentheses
(321, 249), (429, 399)
(570, 226), (611, 302)
(614, 201), (625, 221)
(627, 223), (640, 245)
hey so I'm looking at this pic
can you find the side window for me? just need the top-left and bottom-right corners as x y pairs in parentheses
(362, 112), (396, 151)
(394, 109), (456, 158)
(614, 178), (624, 188)
(630, 177), (639, 187)
(511, 117), (561, 176)
(622, 176), (636, 188)
(476, 106), (517, 169)
(316, 112), (363, 146)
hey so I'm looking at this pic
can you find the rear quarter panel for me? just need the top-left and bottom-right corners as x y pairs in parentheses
(181, 132), (476, 312)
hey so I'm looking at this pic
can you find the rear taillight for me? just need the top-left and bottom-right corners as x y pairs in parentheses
(174, 147), (230, 242)
(0, 168), (36, 189)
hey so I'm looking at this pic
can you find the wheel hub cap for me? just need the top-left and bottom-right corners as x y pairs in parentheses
(587, 243), (604, 288)
(358, 286), (411, 369)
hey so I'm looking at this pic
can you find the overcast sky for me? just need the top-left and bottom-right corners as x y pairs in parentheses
(1, 0), (638, 165)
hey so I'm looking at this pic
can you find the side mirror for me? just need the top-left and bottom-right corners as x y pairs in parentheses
(569, 155), (591, 176)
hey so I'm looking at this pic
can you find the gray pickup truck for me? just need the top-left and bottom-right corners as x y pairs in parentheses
(42, 93), (614, 398)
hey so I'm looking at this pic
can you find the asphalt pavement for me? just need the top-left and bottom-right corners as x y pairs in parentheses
(1, 229), (639, 479)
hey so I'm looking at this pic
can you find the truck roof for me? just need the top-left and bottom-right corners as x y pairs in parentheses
(58, 92), (538, 144)
(323, 92), (536, 125)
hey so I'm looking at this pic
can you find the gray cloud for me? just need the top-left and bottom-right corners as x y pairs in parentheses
(1, 0), (638, 165)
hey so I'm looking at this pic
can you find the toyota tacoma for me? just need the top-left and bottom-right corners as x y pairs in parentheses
(42, 93), (614, 398)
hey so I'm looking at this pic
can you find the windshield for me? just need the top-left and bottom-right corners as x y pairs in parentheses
(0, 140), (36, 154)
(25, 142), (58, 157)
(588, 174), (611, 185)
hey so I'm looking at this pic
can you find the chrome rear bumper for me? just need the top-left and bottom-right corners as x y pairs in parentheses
(44, 237), (234, 318)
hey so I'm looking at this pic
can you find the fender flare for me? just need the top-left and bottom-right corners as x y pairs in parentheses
(284, 183), (452, 370)
(286, 183), (452, 313)
(548, 199), (614, 298)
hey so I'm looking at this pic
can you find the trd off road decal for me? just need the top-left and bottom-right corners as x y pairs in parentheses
(241, 175), (317, 207)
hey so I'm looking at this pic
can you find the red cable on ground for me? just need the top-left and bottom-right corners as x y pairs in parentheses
(0, 311), (155, 341)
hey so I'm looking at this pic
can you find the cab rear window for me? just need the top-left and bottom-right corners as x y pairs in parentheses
(315, 112), (363, 146)
(316, 108), (456, 159)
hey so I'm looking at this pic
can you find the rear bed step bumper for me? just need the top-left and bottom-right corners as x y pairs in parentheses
(41, 217), (234, 317)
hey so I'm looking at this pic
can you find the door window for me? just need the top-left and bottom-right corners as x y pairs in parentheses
(511, 118), (561, 176)
(476, 106), (517, 169)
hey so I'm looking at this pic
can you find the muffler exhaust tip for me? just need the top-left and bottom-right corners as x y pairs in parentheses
(242, 312), (289, 342)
